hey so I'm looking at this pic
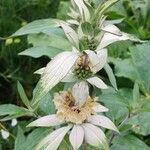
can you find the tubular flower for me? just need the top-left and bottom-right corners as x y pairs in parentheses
(28, 83), (119, 150)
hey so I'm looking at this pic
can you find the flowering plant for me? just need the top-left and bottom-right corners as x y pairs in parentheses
(0, 0), (150, 150)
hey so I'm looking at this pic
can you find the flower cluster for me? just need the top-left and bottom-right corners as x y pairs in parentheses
(28, 82), (118, 150)
(27, 0), (140, 149)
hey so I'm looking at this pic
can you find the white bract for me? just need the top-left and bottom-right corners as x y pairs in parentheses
(34, 21), (139, 103)
(28, 84), (119, 150)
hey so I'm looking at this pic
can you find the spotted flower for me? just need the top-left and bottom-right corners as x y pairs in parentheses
(28, 82), (119, 150)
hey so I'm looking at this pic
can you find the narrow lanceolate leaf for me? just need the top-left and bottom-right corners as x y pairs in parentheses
(72, 81), (89, 107)
(12, 19), (59, 36)
(73, 0), (90, 21)
(69, 125), (84, 149)
(104, 63), (118, 90)
(32, 52), (79, 106)
(82, 123), (109, 150)
(36, 126), (72, 150)
(27, 115), (62, 127)
(14, 127), (26, 150)
(0, 104), (33, 121)
(89, 115), (119, 133)
(19, 46), (64, 58)
(17, 81), (31, 109)
(59, 22), (79, 48)
(95, 0), (119, 16)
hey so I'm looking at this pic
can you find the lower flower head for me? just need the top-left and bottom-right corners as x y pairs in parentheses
(54, 90), (99, 124)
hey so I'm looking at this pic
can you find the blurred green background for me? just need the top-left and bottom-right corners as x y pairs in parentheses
(0, 0), (70, 105)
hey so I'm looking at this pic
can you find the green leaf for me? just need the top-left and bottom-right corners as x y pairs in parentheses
(132, 82), (140, 107)
(81, 22), (93, 35)
(95, 0), (119, 18)
(100, 90), (129, 122)
(38, 92), (55, 115)
(111, 134), (150, 150)
(14, 127), (26, 150)
(17, 81), (31, 109)
(128, 112), (150, 136)
(28, 33), (71, 51)
(113, 58), (137, 81)
(12, 19), (59, 36)
(24, 128), (52, 150)
(0, 104), (33, 121)
(19, 46), (64, 58)
(104, 63), (118, 90)
(130, 43), (150, 94)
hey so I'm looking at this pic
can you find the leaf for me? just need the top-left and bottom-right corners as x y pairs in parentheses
(28, 33), (71, 51)
(130, 43), (150, 94)
(73, 0), (90, 21)
(25, 128), (52, 150)
(59, 22), (79, 48)
(113, 58), (137, 81)
(100, 90), (129, 122)
(12, 19), (59, 36)
(95, 0), (119, 18)
(19, 46), (64, 58)
(38, 92), (55, 115)
(0, 104), (33, 121)
(81, 22), (93, 35)
(36, 126), (71, 150)
(132, 82), (140, 107)
(31, 52), (78, 107)
(128, 112), (150, 136)
(111, 134), (150, 150)
(17, 81), (31, 109)
(104, 63), (118, 90)
(14, 127), (26, 150)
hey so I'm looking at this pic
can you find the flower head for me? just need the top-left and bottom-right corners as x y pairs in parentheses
(28, 84), (119, 150)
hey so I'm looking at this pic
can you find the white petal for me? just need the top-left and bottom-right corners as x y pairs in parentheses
(72, 81), (89, 107)
(87, 77), (108, 89)
(59, 22), (79, 48)
(85, 49), (107, 73)
(102, 24), (122, 36)
(1, 129), (10, 139)
(69, 125), (84, 149)
(27, 115), (63, 127)
(82, 123), (109, 149)
(34, 67), (45, 75)
(93, 104), (109, 113)
(89, 115), (119, 133)
(97, 25), (129, 49)
(32, 51), (78, 105)
(85, 50), (101, 73)
(36, 125), (72, 150)
(96, 49), (108, 71)
(11, 119), (18, 127)
(73, 0), (90, 21)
